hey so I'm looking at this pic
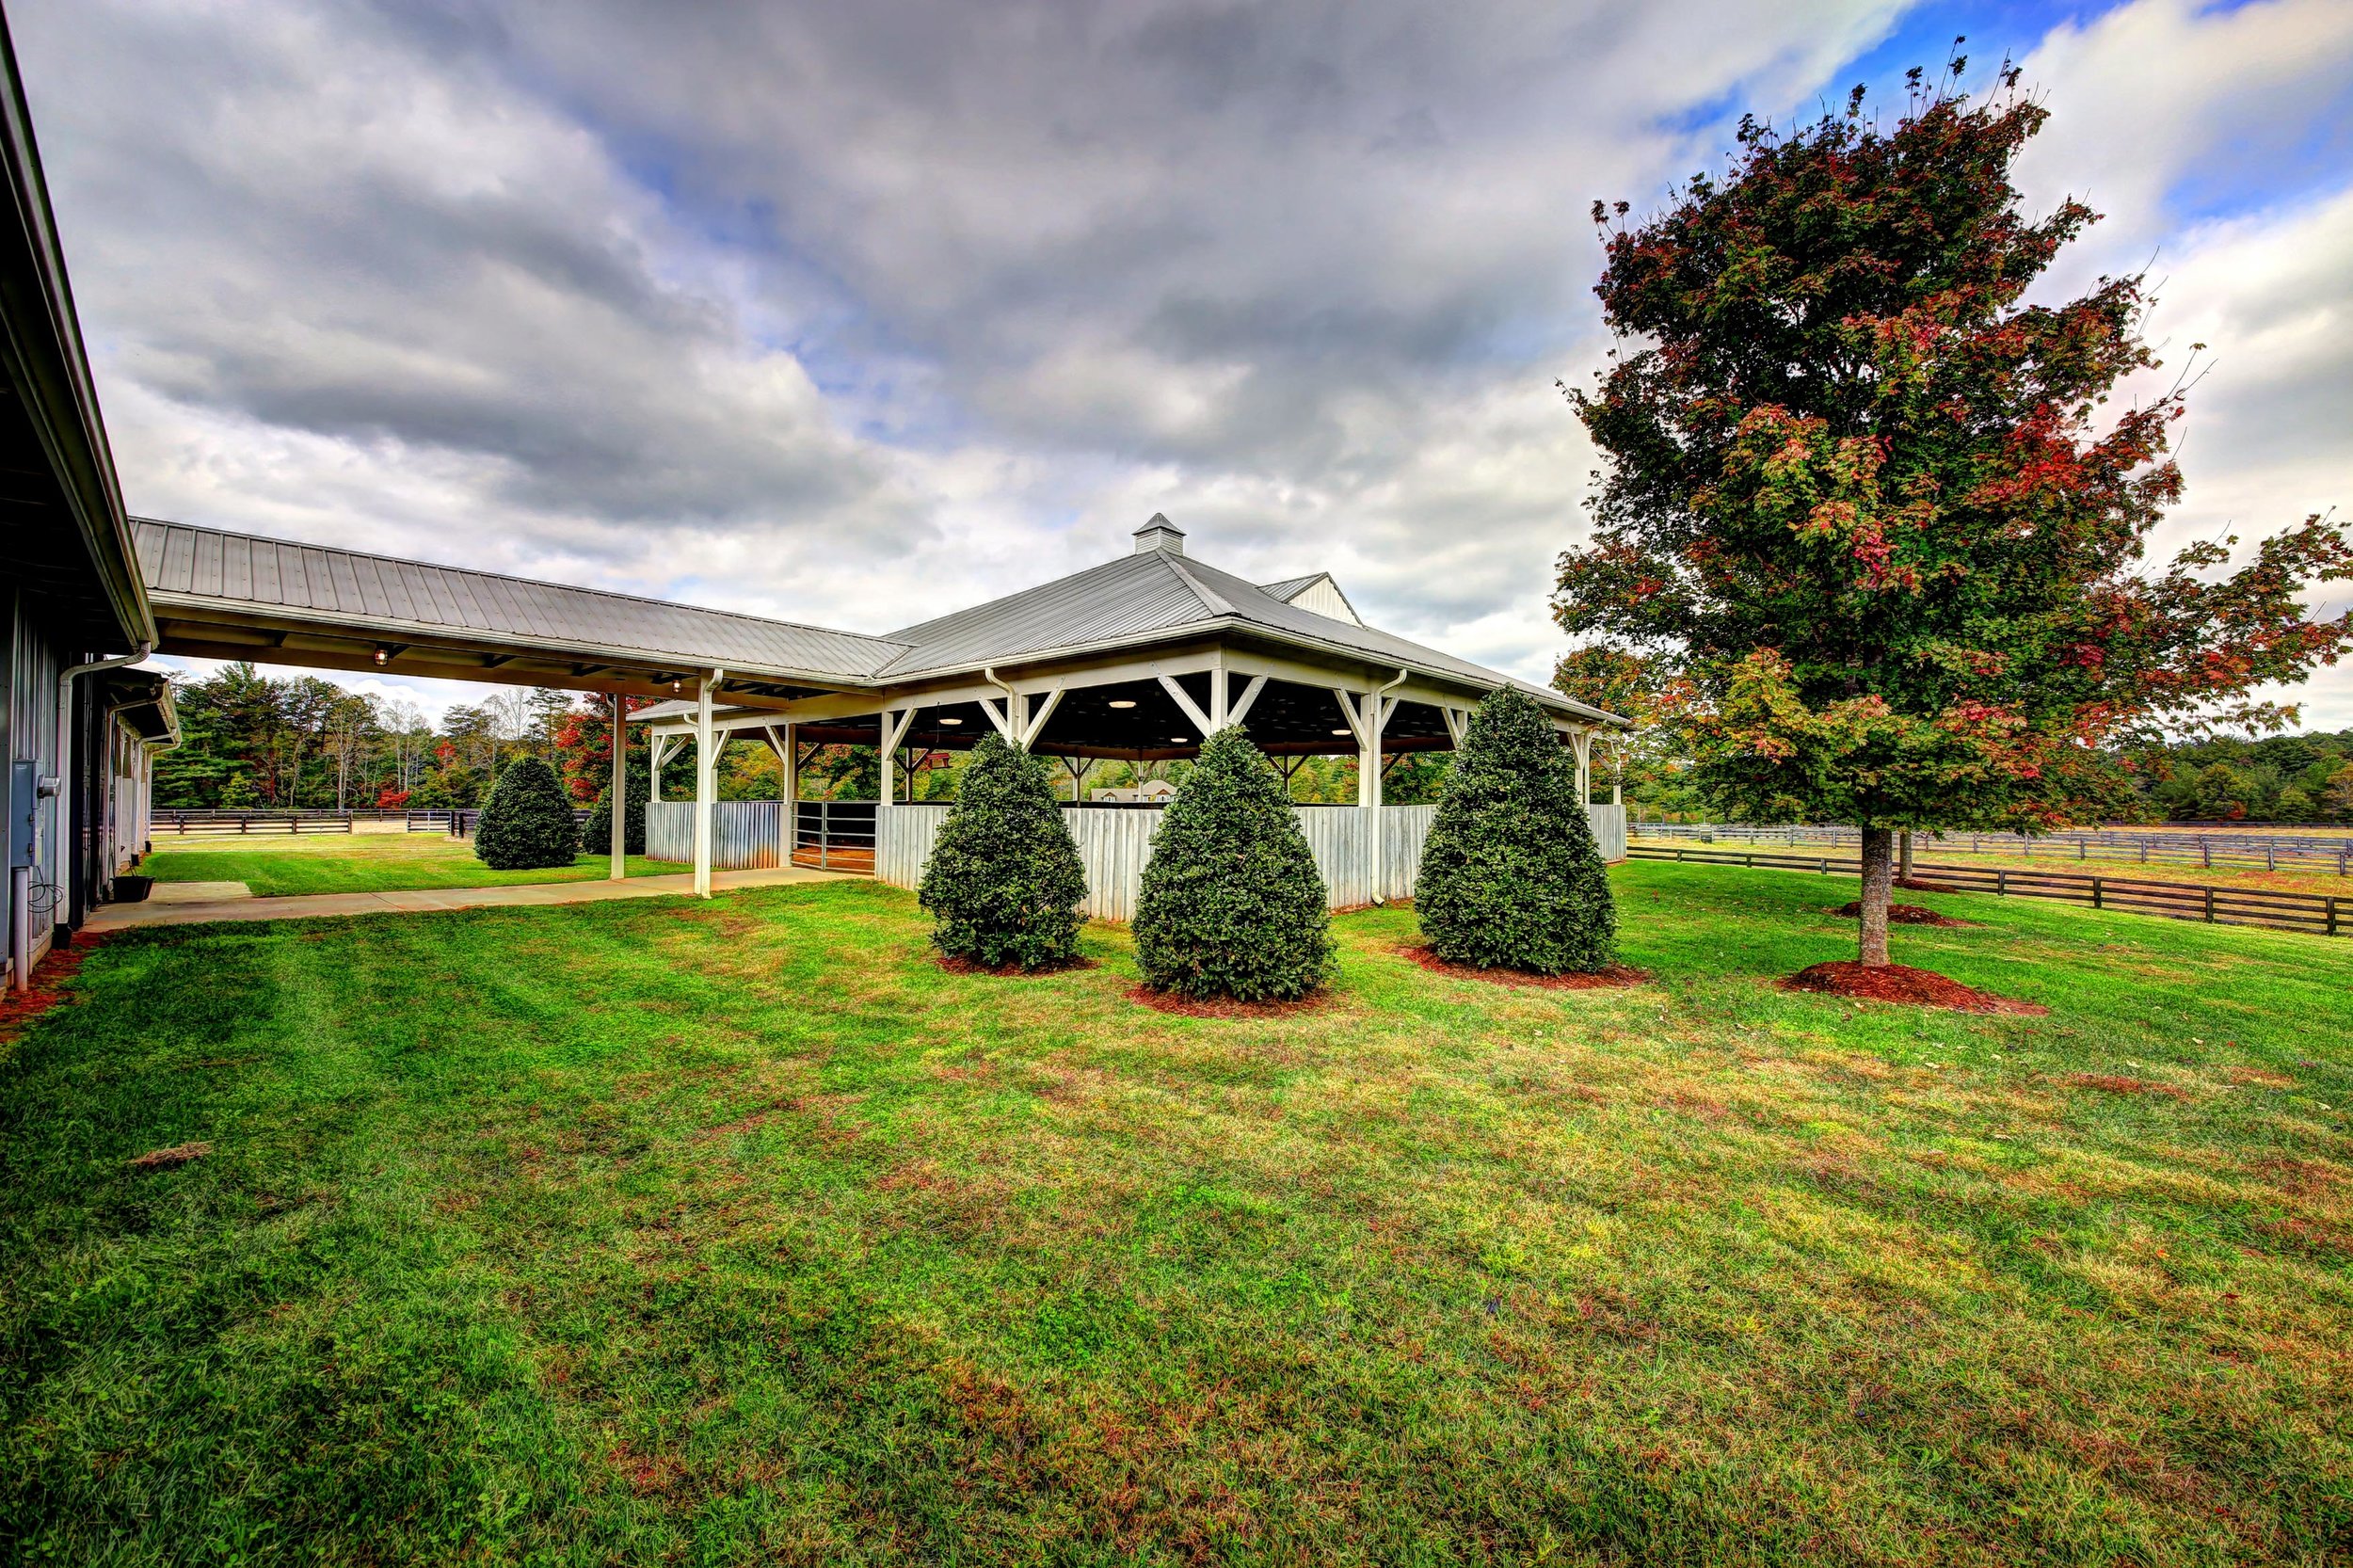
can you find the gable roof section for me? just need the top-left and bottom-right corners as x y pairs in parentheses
(1258, 570), (1362, 626)
(870, 544), (1616, 723)
(136, 519), (909, 684)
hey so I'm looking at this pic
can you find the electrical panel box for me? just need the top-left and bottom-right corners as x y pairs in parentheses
(8, 760), (33, 870)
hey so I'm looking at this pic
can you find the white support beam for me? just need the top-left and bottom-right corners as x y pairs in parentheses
(877, 707), (916, 803)
(1227, 673), (1269, 728)
(1441, 706), (1468, 748)
(976, 694), (1015, 741)
(608, 692), (627, 881)
(1570, 728), (1593, 805)
(778, 726), (800, 858)
(1018, 686), (1064, 749)
(1330, 688), (1369, 750)
(1208, 654), (1228, 729)
(1157, 673), (1216, 739)
(692, 669), (724, 899)
(648, 734), (673, 801)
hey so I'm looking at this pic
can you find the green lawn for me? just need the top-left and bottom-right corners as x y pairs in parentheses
(3, 863), (2348, 1564)
(142, 830), (671, 896)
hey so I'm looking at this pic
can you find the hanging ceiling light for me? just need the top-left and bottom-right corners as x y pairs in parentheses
(1173, 735), (1189, 743)
(1331, 728), (1353, 737)
(373, 647), (389, 665)
(1107, 698), (1137, 709)
(937, 716), (962, 726)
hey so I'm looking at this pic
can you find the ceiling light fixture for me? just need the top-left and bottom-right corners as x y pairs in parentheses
(1331, 728), (1353, 737)
(671, 680), (681, 694)
(1173, 735), (1189, 743)
(1107, 699), (1137, 709)
(373, 648), (389, 665)
(937, 716), (962, 726)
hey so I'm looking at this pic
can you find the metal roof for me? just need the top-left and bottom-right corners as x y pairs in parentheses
(135, 519), (909, 684)
(134, 516), (1620, 726)
(868, 546), (1617, 723)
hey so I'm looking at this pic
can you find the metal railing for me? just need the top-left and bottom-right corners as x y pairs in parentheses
(794, 800), (876, 870)
(1628, 844), (2345, 938)
(1633, 822), (2353, 875)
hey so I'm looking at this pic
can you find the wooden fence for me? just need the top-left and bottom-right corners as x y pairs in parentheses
(153, 812), (352, 837)
(1628, 844), (2346, 938)
(1636, 822), (2353, 875)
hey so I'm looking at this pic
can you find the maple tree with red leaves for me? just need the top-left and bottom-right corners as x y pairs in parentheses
(1555, 64), (2352, 968)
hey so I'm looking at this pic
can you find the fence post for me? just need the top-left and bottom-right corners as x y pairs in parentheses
(2092, 877), (2103, 910)
(2201, 839), (2211, 869)
(2266, 841), (2276, 871)
(2204, 887), (2216, 923)
(2329, 898), (2340, 937)
(1818, 857), (1828, 874)
(1996, 870), (2007, 896)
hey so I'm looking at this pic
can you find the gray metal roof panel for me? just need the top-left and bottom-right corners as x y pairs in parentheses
(135, 519), (910, 682)
(874, 552), (1221, 676)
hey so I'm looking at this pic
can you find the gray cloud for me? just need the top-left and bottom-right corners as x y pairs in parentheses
(12, 0), (2348, 730)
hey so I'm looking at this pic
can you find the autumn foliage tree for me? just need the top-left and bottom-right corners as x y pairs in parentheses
(1556, 69), (2351, 968)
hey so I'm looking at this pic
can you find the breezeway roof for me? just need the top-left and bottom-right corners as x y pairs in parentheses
(136, 518), (909, 686)
(135, 516), (1622, 726)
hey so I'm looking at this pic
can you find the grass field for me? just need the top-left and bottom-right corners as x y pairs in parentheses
(3, 863), (2349, 1564)
(142, 831), (671, 896)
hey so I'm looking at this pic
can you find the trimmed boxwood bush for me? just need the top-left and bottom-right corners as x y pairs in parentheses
(583, 752), (650, 856)
(1134, 727), (1332, 1000)
(473, 755), (582, 871)
(918, 733), (1088, 969)
(1417, 686), (1616, 973)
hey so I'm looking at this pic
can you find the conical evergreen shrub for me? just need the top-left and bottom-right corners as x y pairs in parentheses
(583, 751), (650, 856)
(918, 733), (1088, 969)
(1134, 727), (1332, 1000)
(473, 755), (582, 871)
(1417, 687), (1616, 972)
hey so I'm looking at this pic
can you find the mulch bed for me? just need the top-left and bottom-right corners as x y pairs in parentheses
(1781, 961), (2046, 1015)
(1830, 901), (1975, 927)
(1400, 945), (1650, 990)
(1126, 984), (1329, 1019)
(933, 952), (1099, 978)
(0, 933), (105, 1039)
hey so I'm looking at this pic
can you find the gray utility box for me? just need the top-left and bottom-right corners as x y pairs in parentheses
(8, 759), (34, 869)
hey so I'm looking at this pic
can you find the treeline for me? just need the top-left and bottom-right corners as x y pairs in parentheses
(155, 664), (1459, 813)
(2137, 730), (2353, 823)
(1615, 728), (2353, 825)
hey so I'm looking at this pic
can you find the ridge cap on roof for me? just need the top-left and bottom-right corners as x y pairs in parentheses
(1158, 552), (1234, 617)
(132, 515), (911, 656)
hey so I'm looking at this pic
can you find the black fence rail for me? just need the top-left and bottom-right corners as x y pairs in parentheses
(154, 811), (354, 836)
(1633, 822), (2353, 875)
(436, 808), (593, 840)
(1629, 845), (2346, 937)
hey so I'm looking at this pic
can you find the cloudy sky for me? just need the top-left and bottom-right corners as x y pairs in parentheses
(13, 0), (2352, 728)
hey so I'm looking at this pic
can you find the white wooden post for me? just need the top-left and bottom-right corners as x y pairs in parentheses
(1571, 728), (1593, 805)
(876, 708), (915, 804)
(693, 670), (723, 898)
(776, 723), (796, 864)
(608, 691), (627, 880)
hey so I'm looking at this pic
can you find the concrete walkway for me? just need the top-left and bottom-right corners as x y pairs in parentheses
(88, 864), (854, 931)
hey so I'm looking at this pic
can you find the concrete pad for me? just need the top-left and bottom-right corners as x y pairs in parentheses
(86, 863), (853, 932)
(149, 881), (253, 904)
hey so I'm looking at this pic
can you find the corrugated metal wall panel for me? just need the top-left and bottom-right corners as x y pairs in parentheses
(1588, 804), (1626, 863)
(643, 800), (784, 869)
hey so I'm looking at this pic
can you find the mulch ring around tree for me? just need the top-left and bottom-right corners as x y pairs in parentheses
(934, 953), (1099, 978)
(1782, 961), (2047, 1015)
(1830, 901), (1976, 927)
(1126, 984), (1331, 1019)
(1399, 945), (1651, 990)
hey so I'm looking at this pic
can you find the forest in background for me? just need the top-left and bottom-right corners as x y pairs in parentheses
(151, 664), (1448, 812)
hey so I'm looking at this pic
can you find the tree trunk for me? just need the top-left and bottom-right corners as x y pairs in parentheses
(1859, 826), (1895, 968)
(1898, 828), (1913, 883)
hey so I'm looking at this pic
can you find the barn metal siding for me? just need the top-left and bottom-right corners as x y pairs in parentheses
(659, 799), (1623, 904)
(643, 800), (784, 869)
